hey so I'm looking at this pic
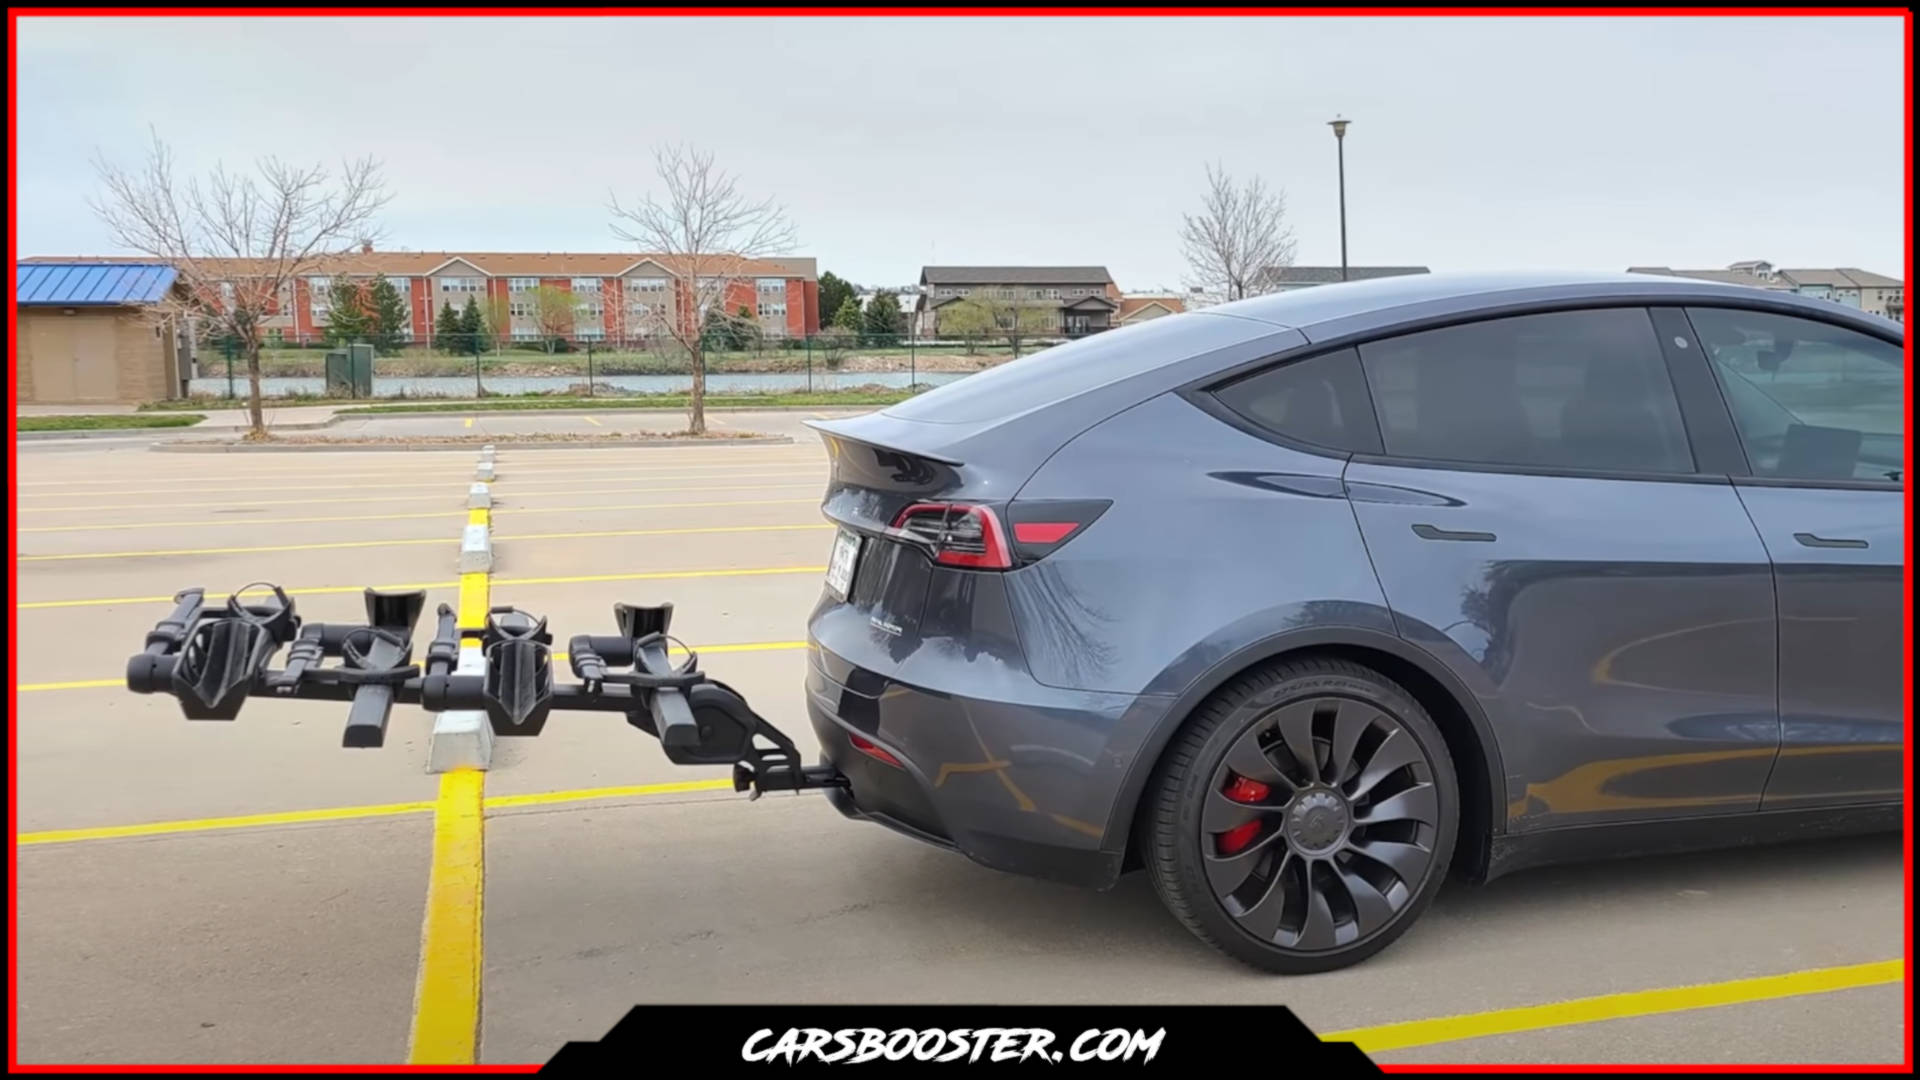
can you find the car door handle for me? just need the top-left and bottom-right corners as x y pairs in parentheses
(1794, 532), (1868, 550)
(1412, 524), (1497, 543)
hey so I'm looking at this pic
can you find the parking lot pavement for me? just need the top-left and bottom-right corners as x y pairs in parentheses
(13, 429), (1907, 1067)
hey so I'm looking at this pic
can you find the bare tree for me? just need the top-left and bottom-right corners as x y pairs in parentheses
(1179, 162), (1297, 306)
(608, 145), (794, 434)
(90, 132), (390, 438)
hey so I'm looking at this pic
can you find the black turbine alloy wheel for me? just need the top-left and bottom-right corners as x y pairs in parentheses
(1143, 657), (1459, 974)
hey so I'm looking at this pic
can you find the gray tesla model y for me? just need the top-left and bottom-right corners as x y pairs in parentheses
(803, 271), (1905, 973)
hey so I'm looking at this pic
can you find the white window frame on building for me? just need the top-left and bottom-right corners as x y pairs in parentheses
(509, 277), (539, 292)
(439, 277), (483, 295)
(571, 277), (603, 294)
(628, 277), (667, 293)
(758, 301), (787, 319)
(757, 277), (787, 294)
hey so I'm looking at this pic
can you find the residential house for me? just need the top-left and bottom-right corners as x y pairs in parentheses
(21, 249), (824, 345)
(1255, 265), (1432, 292)
(918, 266), (1120, 337)
(1117, 293), (1188, 326)
(1628, 261), (1904, 322)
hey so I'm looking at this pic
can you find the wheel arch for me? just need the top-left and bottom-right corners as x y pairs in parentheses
(1107, 627), (1507, 883)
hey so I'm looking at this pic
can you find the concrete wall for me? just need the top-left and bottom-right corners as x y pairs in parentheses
(19, 307), (180, 403)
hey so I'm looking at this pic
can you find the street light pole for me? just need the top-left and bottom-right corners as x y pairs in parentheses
(1328, 116), (1350, 282)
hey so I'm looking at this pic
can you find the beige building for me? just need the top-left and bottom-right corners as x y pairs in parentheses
(17, 262), (186, 403)
(918, 266), (1121, 337)
(1629, 261), (1904, 322)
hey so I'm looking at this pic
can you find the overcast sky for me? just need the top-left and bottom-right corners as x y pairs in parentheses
(15, 15), (1906, 290)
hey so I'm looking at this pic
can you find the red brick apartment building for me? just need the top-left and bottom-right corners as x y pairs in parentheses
(21, 251), (822, 344)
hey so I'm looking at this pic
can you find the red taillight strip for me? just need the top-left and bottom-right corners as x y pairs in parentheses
(849, 732), (904, 769)
(1011, 521), (1078, 545)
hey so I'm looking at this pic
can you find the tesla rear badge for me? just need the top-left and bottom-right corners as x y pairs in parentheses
(869, 616), (904, 637)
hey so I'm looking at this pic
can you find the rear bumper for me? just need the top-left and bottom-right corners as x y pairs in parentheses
(803, 631), (1168, 891)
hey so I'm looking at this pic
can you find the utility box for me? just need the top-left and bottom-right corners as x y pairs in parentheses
(325, 345), (375, 398)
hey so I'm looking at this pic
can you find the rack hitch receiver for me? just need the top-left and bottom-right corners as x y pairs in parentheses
(125, 583), (849, 797)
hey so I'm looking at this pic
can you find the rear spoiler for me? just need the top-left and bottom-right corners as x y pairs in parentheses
(803, 416), (966, 467)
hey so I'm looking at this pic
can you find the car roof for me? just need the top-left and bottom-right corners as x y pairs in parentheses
(1200, 270), (1904, 340)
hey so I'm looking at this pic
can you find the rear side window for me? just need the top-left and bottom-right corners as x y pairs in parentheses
(1685, 307), (1903, 484)
(1211, 348), (1382, 454)
(1358, 308), (1695, 474)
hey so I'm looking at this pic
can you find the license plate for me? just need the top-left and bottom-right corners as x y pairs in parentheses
(825, 529), (863, 600)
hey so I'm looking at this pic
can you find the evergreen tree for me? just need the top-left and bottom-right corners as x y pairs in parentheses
(863, 290), (905, 346)
(831, 296), (863, 335)
(459, 296), (485, 354)
(323, 279), (370, 346)
(817, 271), (856, 330)
(433, 300), (463, 353)
(366, 275), (409, 355)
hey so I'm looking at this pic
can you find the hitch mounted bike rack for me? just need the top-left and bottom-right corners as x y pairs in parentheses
(126, 584), (847, 799)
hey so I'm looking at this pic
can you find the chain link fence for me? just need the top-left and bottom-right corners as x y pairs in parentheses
(183, 328), (1107, 402)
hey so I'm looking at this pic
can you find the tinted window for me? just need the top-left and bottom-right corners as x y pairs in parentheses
(1211, 348), (1382, 453)
(1358, 308), (1694, 473)
(1687, 308), (1903, 484)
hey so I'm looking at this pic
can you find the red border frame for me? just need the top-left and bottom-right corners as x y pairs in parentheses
(7, 6), (1912, 1068)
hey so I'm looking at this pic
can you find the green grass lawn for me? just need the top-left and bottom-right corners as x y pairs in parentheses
(334, 390), (915, 414)
(19, 413), (207, 432)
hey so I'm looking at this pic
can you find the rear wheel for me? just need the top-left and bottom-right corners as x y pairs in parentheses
(1142, 656), (1458, 973)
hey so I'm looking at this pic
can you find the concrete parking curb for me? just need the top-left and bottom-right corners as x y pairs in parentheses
(147, 435), (795, 453)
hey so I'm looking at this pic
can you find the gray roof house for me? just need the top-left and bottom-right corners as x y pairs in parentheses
(1257, 265), (1431, 291)
(917, 266), (1121, 337)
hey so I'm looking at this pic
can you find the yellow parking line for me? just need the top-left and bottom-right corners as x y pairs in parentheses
(18, 641), (809, 694)
(14, 451), (823, 488)
(19, 536), (457, 562)
(463, 417), (474, 429)
(583, 416), (602, 427)
(17, 523), (831, 564)
(407, 768), (485, 1065)
(20, 479), (820, 515)
(19, 564), (821, 611)
(17, 778), (749, 845)
(18, 497), (819, 535)
(456, 572), (491, 631)
(1322, 958), (1905, 1055)
(483, 778), (735, 810)
(14, 463), (826, 500)
(17, 798), (441, 844)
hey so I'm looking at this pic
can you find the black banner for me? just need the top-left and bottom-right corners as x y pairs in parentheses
(544, 1005), (1378, 1070)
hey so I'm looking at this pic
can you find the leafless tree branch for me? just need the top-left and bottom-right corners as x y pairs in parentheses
(608, 144), (795, 433)
(90, 129), (391, 436)
(1179, 162), (1297, 306)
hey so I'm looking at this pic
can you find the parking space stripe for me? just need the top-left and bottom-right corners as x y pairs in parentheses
(407, 768), (486, 1065)
(456, 571), (491, 630)
(1321, 958), (1905, 1055)
(583, 416), (602, 427)
(19, 565), (823, 611)
(18, 497), (819, 535)
(20, 478), (825, 515)
(17, 799), (441, 844)
(14, 462), (827, 499)
(15, 452), (825, 488)
(18, 642), (807, 694)
(16, 777), (757, 846)
(16, 523), (831, 564)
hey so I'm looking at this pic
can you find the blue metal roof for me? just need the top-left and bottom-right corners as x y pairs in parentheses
(16, 262), (178, 306)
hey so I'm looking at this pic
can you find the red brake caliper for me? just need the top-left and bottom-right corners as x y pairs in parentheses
(1217, 775), (1272, 855)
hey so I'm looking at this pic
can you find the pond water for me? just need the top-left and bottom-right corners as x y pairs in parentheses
(186, 370), (969, 399)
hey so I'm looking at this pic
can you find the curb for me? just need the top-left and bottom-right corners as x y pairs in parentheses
(17, 417), (336, 441)
(328, 403), (892, 418)
(147, 435), (796, 453)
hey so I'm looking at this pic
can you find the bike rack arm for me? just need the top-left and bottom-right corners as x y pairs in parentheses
(125, 585), (847, 798)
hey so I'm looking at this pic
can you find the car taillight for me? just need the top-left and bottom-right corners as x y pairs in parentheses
(849, 732), (904, 769)
(892, 503), (1013, 570)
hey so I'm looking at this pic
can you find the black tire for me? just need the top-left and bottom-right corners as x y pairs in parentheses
(1142, 656), (1458, 974)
